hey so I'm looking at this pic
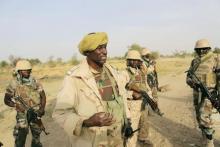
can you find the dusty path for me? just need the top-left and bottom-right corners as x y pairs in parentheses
(1, 72), (220, 147)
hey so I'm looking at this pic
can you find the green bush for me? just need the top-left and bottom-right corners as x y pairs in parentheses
(0, 61), (9, 68)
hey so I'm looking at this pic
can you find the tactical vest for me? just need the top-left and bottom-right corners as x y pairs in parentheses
(127, 67), (149, 92)
(94, 66), (124, 134)
(143, 59), (155, 74)
(14, 78), (41, 109)
(195, 52), (218, 88)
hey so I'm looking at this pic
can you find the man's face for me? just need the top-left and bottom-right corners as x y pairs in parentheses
(18, 70), (31, 78)
(142, 54), (150, 60)
(127, 59), (142, 68)
(195, 48), (210, 57)
(86, 44), (107, 67)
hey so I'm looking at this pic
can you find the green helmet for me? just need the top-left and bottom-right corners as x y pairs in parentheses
(15, 60), (32, 71)
(126, 50), (142, 60)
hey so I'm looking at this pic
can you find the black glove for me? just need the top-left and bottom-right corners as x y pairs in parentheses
(186, 78), (198, 89)
(36, 108), (45, 117)
(124, 120), (133, 138)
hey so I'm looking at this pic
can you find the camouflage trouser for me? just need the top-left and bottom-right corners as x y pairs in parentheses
(127, 100), (152, 147)
(193, 90), (216, 140)
(13, 112), (42, 147)
(199, 99), (216, 140)
(151, 87), (158, 102)
(193, 90), (202, 125)
(138, 104), (152, 147)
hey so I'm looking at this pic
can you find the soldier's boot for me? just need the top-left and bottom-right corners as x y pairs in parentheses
(31, 133), (42, 147)
(157, 109), (164, 116)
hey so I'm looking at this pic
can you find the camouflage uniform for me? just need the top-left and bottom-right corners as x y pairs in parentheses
(124, 66), (153, 147)
(142, 59), (158, 102)
(187, 39), (220, 147)
(6, 74), (44, 147)
(53, 60), (129, 147)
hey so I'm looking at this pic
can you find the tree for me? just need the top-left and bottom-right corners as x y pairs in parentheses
(128, 43), (143, 52)
(124, 43), (144, 57)
(8, 55), (21, 67)
(28, 58), (41, 65)
(213, 47), (220, 54)
(47, 56), (56, 67)
(150, 51), (160, 60)
(0, 60), (9, 68)
(69, 53), (79, 65)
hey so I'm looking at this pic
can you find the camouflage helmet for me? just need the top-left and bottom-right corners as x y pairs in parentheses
(15, 60), (32, 71)
(141, 48), (151, 56)
(126, 50), (142, 60)
(194, 39), (211, 49)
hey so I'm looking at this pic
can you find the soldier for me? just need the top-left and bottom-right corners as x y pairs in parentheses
(123, 50), (153, 147)
(52, 32), (131, 147)
(186, 39), (220, 147)
(4, 60), (46, 147)
(141, 48), (159, 102)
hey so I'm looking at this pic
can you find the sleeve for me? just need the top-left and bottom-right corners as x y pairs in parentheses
(116, 70), (131, 119)
(215, 54), (220, 70)
(35, 80), (44, 93)
(52, 76), (86, 137)
(5, 81), (16, 96)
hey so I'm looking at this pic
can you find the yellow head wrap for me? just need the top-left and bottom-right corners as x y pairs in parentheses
(78, 32), (108, 55)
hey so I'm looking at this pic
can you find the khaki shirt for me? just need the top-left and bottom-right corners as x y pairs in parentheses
(52, 60), (130, 147)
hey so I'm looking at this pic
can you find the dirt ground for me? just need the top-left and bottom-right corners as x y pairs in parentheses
(1, 58), (220, 147)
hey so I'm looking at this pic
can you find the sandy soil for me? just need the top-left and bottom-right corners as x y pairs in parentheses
(1, 69), (220, 147)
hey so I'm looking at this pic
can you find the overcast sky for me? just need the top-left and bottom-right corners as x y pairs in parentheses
(0, 0), (220, 61)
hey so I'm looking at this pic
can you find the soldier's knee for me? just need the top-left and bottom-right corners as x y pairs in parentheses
(14, 126), (29, 138)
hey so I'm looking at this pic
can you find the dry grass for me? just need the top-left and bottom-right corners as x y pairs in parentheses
(157, 57), (192, 76)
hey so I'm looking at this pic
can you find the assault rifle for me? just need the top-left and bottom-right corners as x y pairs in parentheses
(186, 70), (220, 113)
(126, 82), (163, 116)
(14, 96), (49, 135)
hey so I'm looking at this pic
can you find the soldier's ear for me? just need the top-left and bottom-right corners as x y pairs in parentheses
(84, 51), (90, 56)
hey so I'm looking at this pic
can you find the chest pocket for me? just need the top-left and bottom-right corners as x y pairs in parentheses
(15, 85), (40, 107)
(196, 56), (217, 87)
(95, 67), (119, 101)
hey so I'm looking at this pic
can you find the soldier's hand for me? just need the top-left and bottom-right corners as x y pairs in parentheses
(36, 108), (45, 117)
(132, 91), (142, 100)
(15, 104), (25, 112)
(186, 78), (197, 89)
(83, 112), (115, 127)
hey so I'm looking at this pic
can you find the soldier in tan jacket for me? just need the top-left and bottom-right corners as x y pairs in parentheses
(52, 32), (130, 147)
